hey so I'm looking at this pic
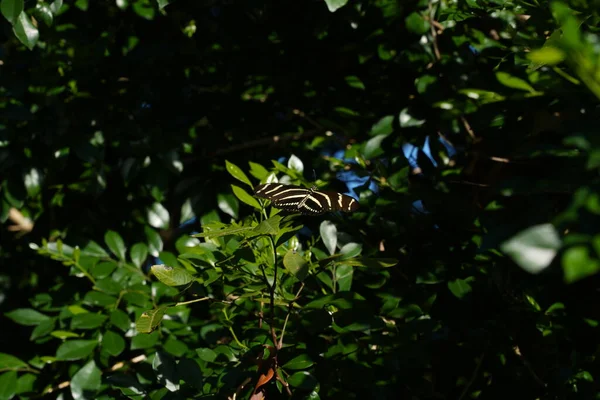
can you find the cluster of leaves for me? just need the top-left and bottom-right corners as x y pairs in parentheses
(4, 160), (396, 399)
(3, 0), (600, 399)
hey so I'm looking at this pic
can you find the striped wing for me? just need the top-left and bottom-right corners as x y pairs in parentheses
(253, 183), (359, 215)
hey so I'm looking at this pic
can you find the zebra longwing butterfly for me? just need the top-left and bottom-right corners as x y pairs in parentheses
(253, 183), (359, 215)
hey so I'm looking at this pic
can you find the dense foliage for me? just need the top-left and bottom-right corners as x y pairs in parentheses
(2, 0), (600, 398)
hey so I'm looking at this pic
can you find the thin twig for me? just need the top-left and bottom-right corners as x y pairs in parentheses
(428, 0), (441, 61)
(458, 351), (486, 400)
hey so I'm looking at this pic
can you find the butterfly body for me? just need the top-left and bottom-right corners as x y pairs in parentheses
(254, 183), (359, 215)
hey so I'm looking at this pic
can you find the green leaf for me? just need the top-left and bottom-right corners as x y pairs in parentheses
(345, 75), (365, 90)
(363, 134), (389, 159)
(15, 373), (36, 395)
(110, 309), (131, 332)
(0, 371), (17, 400)
(283, 251), (308, 281)
(31, 319), (55, 340)
(136, 307), (168, 333)
(13, 12), (38, 50)
(217, 193), (239, 219)
(195, 224), (254, 238)
(405, 12), (430, 34)
(248, 162), (269, 180)
(287, 371), (319, 390)
(104, 230), (126, 261)
(150, 265), (194, 286)
(130, 243), (148, 268)
(33, 2), (53, 26)
(49, 0), (62, 13)
(71, 313), (108, 330)
(563, 246), (600, 283)
(283, 354), (314, 370)
(1, 0), (24, 25)
(157, 0), (172, 9)
(81, 241), (109, 258)
(196, 348), (217, 362)
(320, 220), (337, 256)
(287, 154), (304, 173)
(56, 340), (98, 361)
(399, 107), (425, 127)
(335, 264), (353, 292)
(253, 215), (282, 235)
(448, 278), (474, 299)
(225, 160), (252, 187)
(528, 46), (565, 66)
(495, 71), (536, 93)
(231, 185), (261, 209)
(83, 291), (117, 307)
(148, 202), (170, 229)
(324, 0), (347, 12)
(458, 89), (505, 104)
(500, 224), (561, 274)
(0, 353), (28, 370)
(132, 0), (155, 19)
(70, 361), (101, 400)
(369, 115), (394, 136)
(5, 308), (50, 326)
(145, 226), (163, 257)
(102, 330), (126, 356)
(339, 242), (362, 259)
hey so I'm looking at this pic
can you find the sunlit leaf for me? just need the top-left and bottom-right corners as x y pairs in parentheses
(283, 250), (308, 281)
(320, 220), (337, 256)
(150, 264), (194, 286)
(136, 307), (168, 333)
(500, 224), (561, 274)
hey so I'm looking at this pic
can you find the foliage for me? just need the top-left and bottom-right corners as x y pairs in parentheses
(2, 0), (600, 399)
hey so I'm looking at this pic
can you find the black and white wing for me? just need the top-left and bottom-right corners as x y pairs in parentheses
(253, 183), (359, 215)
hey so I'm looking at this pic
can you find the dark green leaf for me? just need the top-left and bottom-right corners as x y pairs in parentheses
(71, 313), (108, 330)
(283, 354), (314, 370)
(1, 0), (23, 25)
(196, 348), (217, 362)
(287, 371), (319, 390)
(405, 12), (429, 34)
(102, 330), (126, 356)
(448, 278), (474, 299)
(56, 340), (98, 361)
